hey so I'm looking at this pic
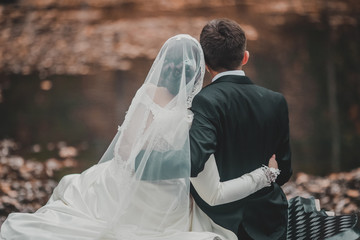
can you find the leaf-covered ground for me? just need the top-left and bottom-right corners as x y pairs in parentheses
(0, 139), (359, 227)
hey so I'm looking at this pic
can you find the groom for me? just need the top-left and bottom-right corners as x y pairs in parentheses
(190, 19), (292, 239)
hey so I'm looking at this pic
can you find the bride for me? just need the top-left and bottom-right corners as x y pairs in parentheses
(0, 34), (281, 240)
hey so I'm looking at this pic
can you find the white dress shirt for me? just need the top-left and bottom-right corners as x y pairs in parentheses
(212, 70), (245, 82)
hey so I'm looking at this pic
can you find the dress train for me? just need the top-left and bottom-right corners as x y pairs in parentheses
(0, 160), (236, 240)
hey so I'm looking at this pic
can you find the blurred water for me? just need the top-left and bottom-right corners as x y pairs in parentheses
(0, 1), (359, 175)
(0, 59), (153, 172)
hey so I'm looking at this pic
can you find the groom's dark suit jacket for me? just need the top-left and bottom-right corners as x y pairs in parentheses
(190, 75), (292, 240)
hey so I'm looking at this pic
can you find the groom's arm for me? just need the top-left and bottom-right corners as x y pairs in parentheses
(275, 96), (292, 185)
(189, 94), (218, 177)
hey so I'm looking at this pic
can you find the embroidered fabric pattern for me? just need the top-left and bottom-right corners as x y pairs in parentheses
(261, 165), (281, 184)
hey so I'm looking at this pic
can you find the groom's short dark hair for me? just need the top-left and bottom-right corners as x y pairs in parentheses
(200, 18), (246, 71)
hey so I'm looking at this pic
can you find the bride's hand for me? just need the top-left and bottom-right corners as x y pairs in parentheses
(268, 154), (278, 169)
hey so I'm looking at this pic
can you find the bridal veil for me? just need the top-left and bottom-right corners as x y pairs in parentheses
(0, 34), (235, 240)
(97, 34), (209, 239)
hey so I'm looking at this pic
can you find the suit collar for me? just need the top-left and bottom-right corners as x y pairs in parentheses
(212, 70), (245, 82)
(210, 75), (253, 85)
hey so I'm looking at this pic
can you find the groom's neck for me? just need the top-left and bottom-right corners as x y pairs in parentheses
(208, 68), (223, 79)
(209, 67), (242, 79)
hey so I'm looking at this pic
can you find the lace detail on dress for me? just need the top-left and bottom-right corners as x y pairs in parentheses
(261, 165), (281, 184)
(144, 97), (192, 153)
(148, 102), (166, 152)
(186, 68), (204, 108)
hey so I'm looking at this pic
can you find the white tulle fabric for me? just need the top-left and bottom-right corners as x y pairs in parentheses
(95, 34), (210, 238)
(0, 35), (231, 240)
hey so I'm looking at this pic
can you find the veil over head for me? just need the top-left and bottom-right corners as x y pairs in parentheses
(97, 34), (206, 239)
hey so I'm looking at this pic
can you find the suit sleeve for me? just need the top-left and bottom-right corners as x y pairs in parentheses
(189, 94), (218, 177)
(275, 96), (292, 185)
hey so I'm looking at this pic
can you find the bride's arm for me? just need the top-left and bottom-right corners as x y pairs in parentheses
(190, 155), (280, 206)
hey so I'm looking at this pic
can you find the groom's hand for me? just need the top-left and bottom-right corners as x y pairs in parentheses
(268, 154), (278, 169)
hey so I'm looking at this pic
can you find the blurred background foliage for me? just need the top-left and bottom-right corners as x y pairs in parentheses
(0, 0), (359, 176)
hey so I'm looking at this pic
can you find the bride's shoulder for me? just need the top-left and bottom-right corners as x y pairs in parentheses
(142, 83), (174, 107)
(143, 83), (157, 93)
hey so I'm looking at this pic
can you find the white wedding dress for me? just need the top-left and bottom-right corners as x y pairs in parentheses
(0, 35), (276, 240)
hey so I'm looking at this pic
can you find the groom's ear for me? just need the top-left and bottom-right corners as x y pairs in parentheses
(241, 51), (249, 66)
(205, 64), (219, 78)
(205, 65), (210, 73)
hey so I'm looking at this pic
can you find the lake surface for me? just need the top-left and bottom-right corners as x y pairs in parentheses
(0, 0), (359, 176)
